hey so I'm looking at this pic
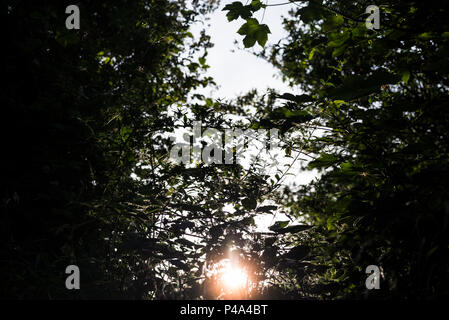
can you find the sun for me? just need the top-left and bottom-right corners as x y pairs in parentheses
(220, 263), (248, 291)
(204, 249), (252, 298)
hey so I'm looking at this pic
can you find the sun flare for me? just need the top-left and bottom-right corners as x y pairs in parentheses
(221, 264), (248, 290)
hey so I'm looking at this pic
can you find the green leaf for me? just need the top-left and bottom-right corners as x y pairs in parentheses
(326, 70), (401, 100)
(242, 197), (257, 210)
(256, 205), (278, 213)
(340, 162), (354, 172)
(237, 18), (270, 48)
(297, 5), (324, 23)
(275, 224), (313, 234)
(243, 35), (257, 48)
(308, 48), (316, 60)
(323, 14), (344, 32)
(223, 2), (253, 21)
(237, 22), (249, 35)
(255, 25), (270, 47)
(282, 245), (310, 260)
(278, 93), (313, 104)
(332, 44), (348, 58)
(250, 0), (265, 11)
(328, 32), (350, 48)
(401, 70), (411, 83)
(308, 153), (339, 169)
(269, 220), (289, 232)
(270, 107), (315, 123)
(418, 32), (433, 40)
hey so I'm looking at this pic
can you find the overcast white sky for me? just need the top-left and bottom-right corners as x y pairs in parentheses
(192, 0), (297, 99)
(190, 0), (317, 180)
(187, 2), (318, 230)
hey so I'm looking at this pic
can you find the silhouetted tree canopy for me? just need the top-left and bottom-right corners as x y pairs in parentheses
(3, 0), (449, 300)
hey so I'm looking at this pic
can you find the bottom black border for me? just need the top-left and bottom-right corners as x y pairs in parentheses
(1, 300), (443, 319)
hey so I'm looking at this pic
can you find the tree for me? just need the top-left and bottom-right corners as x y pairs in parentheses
(4, 0), (449, 300)
(3, 0), (285, 300)
(2, 0), (225, 299)
(225, 0), (449, 299)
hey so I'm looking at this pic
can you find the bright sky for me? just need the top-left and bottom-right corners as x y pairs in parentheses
(190, 0), (317, 178)
(192, 0), (296, 99)
(187, 2), (318, 231)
